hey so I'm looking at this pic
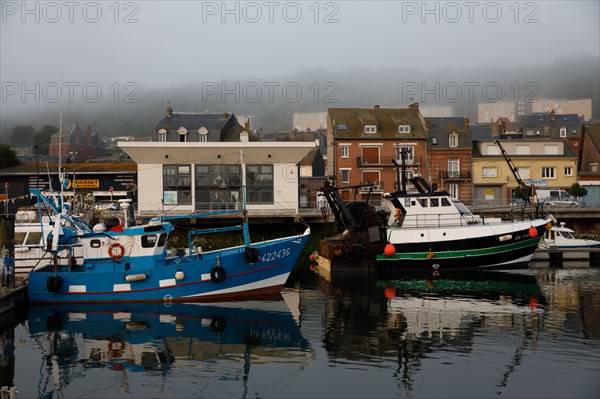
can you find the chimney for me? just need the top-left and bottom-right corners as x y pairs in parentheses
(223, 112), (229, 119)
(245, 118), (250, 130)
(240, 131), (249, 142)
(409, 102), (419, 115)
(167, 104), (173, 117)
(463, 117), (470, 131)
(549, 109), (556, 120)
(491, 123), (499, 138)
(425, 118), (431, 131)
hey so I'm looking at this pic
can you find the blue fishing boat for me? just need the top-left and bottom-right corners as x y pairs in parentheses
(26, 166), (309, 304)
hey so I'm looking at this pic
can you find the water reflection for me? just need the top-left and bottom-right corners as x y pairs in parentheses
(25, 295), (309, 398)
(3, 267), (598, 398)
(307, 267), (599, 397)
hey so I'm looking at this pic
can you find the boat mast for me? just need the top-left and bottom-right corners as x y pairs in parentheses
(240, 150), (250, 246)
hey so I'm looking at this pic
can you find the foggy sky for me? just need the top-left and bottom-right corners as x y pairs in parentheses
(0, 0), (599, 136)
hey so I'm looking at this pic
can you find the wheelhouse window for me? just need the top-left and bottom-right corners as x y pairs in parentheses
(163, 165), (192, 204)
(141, 234), (158, 248)
(246, 164), (274, 204)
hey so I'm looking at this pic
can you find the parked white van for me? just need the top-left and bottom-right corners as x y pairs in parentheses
(535, 189), (582, 207)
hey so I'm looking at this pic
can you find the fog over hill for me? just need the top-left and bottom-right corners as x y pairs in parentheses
(1, 55), (598, 141)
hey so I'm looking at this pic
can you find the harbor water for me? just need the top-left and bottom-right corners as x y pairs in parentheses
(1, 265), (599, 398)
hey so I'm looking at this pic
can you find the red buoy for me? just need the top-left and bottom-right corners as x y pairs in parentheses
(309, 253), (315, 261)
(528, 226), (538, 238)
(384, 286), (396, 299)
(384, 243), (396, 257)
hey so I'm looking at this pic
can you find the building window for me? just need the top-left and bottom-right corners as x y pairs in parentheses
(432, 137), (437, 145)
(340, 145), (349, 158)
(397, 125), (411, 134)
(177, 127), (188, 143)
(195, 164), (242, 210)
(158, 128), (167, 142)
(246, 165), (274, 204)
(482, 166), (497, 178)
(395, 145), (414, 164)
(449, 133), (458, 148)
(542, 167), (556, 179)
(449, 184), (458, 199)
(560, 127), (567, 138)
(448, 159), (459, 178)
(364, 125), (377, 134)
(163, 165), (191, 204)
(340, 169), (350, 183)
(564, 166), (573, 176)
(198, 127), (208, 142)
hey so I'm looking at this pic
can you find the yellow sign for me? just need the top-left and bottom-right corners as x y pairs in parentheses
(72, 179), (100, 189)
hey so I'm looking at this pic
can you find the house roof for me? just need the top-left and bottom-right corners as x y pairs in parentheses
(152, 112), (255, 142)
(518, 112), (582, 131)
(426, 117), (472, 149)
(328, 107), (427, 139)
(584, 124), (600, 152)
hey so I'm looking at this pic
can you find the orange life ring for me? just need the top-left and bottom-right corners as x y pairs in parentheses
(108, 242), (125, 261)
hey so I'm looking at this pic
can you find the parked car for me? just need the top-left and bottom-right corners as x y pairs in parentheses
(543, 196), (584, 207)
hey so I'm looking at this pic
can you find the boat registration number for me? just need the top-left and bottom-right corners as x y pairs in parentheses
(261, 247), (291, 262)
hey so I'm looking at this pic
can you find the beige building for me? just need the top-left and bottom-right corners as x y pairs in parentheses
(293, 112), (327, 131)
(472, 140), (578, 202)
(532, 98), (593, 121)
(477, 101), (519, 123)
(420, 105), (454, 117)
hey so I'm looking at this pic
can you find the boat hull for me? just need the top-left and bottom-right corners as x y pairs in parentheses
(375, 220), (549, 270)
(27, 232), (309, 304)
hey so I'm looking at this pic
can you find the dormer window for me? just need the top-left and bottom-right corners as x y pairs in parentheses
(432, 137), (437, 145)
(364, 125), (377, 134)
(543, 127), (550, 136)
(560, 127), (566, 138)
(397, 125), (411, 134)
(177, 127), (188, 142)
(449, 132), (458, 148)
(198, 127), (208, 143)
(157, 128), (167, 142)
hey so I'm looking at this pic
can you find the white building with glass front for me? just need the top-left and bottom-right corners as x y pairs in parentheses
(119, 141), (315, 217)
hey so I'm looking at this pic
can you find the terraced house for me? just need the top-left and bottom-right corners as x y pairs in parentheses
(327, 104), (428, 203)
(472, 139), (578, 203)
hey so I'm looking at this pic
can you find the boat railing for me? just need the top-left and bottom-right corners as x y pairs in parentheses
(395, 213), (480, 228)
